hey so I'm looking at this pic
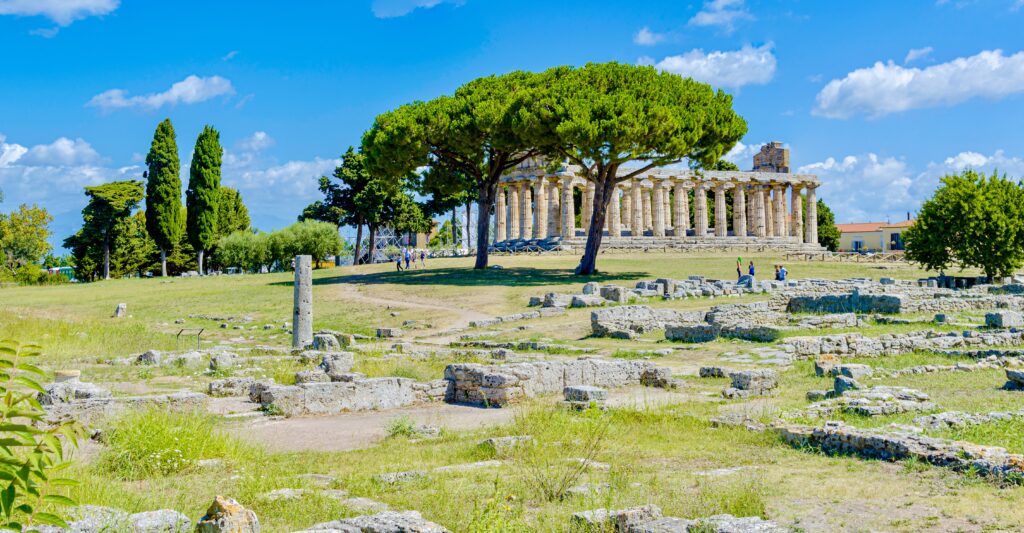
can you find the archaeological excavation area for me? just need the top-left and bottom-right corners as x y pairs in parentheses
(8, 253), (1024, 532)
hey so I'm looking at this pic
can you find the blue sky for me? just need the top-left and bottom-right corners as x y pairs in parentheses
(2, 0), (1024, 247)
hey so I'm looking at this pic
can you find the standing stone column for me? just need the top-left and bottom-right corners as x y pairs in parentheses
(763, 186), (773, 238)
(663, 183), (672, 230)
(508, 182), (519, 240)
(713, 183), (728, 237)
(694, 183), (708, 238)
(561, 178), (575, 238)
(495, 186), (507, 241)
(631, 179), (644, 237)
(770, 186), (778, 238)
(547, 179), (560, 237)
(651, 181), (666, 237)
(672, 181), (687, 237)
(520, 183), (532, 239)
(609, 187), (622, 237)
(733, 183), (747, 237)
(292, 255), (313, 349)
(805, 184), (818, 245)
(745, 185), (755, 233)
(533, 179), (547, 239)
(754, 185), (767, 238)
(622, 188), (633, 236)
(582, 181), (595, 233)
(642, 185), (653, 232)
(791, 184), (803, 239)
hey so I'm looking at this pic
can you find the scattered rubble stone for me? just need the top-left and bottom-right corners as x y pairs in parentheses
(209, 352), (239, 371)
(479, 435), (533, 454)
(129, 509), (192, 533)
(114, 303), (127, 318)
(802, 386), (935, 418)
(296, 511), (450, 533)
(312, 333), (340, 351)
(209, 377), (257, 397)
(376, 328), (403, 338)
(722, 369), (777, 399)
(986, 310), (1024, 328)
(913, 409), (1024, 430)
(195, 496), (259, 533)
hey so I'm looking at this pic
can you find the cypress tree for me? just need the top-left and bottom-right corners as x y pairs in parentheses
(145, 119), (182, 277)
(186, 126), (222, 274)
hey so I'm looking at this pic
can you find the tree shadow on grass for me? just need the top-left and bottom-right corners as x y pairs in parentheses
(270, 267), (649, 288)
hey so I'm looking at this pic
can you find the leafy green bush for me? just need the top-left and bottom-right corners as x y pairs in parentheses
(0, 340), (84, 530)
(385, 416), (418, 439)
(95, 407), (261, 480)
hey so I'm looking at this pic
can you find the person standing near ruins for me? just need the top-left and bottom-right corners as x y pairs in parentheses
(736, 257), (743, 281)
(420, 250), (426, 268)
(748, 261), (756, 282)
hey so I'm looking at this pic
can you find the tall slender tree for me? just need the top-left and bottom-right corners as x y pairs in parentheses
(144, 119), (182, 277)
(533, 63), (747, 275)
(186, 126), (223, 274)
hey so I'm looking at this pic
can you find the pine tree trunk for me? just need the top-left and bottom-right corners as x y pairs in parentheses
(368, 224), (377, 264)
(103, 232), (111, 280)
(161, 249), (167, 277)
(198, 250), (205, 275)
(354, 221), (364, 265)
(474, 182), (496, 269)
(465, 201), (472, 250)
(576, 179), (613, 275)
(451, 208), (458, 247)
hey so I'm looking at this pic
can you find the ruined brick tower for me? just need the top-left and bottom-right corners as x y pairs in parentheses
(752, 141), (790, 173)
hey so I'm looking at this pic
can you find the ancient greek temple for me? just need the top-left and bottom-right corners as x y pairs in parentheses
(491, 142), (823, 252)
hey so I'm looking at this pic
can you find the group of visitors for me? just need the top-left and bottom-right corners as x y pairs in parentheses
(735, 258), (787, 282)
(395, 248), (427, 271)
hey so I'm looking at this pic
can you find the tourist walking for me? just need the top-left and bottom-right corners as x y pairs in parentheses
(748, 260), (756, 282)
(778, 264), (788, 281)
(404, 248), (411, 270)
(395, 256), (403, 272)
(420, 250), (426, 268)
(736, 257), (743, 281)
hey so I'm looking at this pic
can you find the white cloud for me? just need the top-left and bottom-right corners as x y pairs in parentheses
(688, 0), (752, 32)
(634, 27), (666, 46)
(723, 141), (766, 169)
(87, 75), (235, 111)
(0, 0), (118, 26)
(799, 148), (1024, 223)
(814, 48), (1024, 119)
(29, 26), (60, 38)
(19, 137), (100, 166)
(372, 0), (462, 18)
(236, 131), (275, 152)
(222, 50), (238, 61)
(643, 43), (776, 88)
(904, 46), (933, 64)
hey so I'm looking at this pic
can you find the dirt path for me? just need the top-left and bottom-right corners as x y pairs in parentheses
(331, 282), (490, 336)
(224, 386), (691, 453)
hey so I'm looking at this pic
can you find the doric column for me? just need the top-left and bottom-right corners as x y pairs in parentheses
(560, 179), (575, 238)
(672, 181), (686, 237)
(651, 181), (665, 237)
(745, 185), (755, 232)
(547, 179), (560, 237)
(694, 183), (708, 238)
(496, 186), (507, 241)
(640, 186), (651, 232)
(533, 179), (547, 239)
(763, 186), (773, 237)
(582, 181), (595, 233)
(609, 186), (622, 237)
(631, 179), (644, 237)
(622, 188), (633, 236)
(519, 182), (532, 239)
(754, 185), (767, 238)
(713, 183), (728, 237)
(805, 184), (818, 245)
(508, 182), (519, 240)
(790, 184), (803, 239)
(733, 183), (747, 237)
(772, 184), (785, 237)
(663, 182), (672, 230)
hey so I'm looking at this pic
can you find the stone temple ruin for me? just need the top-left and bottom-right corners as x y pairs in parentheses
(491, 142), (825, 252)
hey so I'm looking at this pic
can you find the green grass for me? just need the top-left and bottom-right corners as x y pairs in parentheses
(95, 407), (263, 480)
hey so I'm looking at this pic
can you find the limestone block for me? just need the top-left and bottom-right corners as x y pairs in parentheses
(665, 323), (720, 343)
(209, 352), (239, 371)
(699, 366), (730, 378)
(986, 311), (1024, 328)
(543, 293), (574, 308)
(295, 369), (330, 384)
(571, 505), (663, 532)
(209, 377), (256, 397)
(297, 511), (450, 533)
(320, 352), (356, 379)
(38, 381), (111, 405)
(721, 324), (786, 342)
(814, 355), (840, 377)
(114, 303), (127, 318)
(833, 375), (861, 395)
(312, 334), (340, 351)
(599, 285), (629, 304)
(129, 509), (192, 533)
(582, 282), (601, 295)
(564, 385), (608, 402)
(376, 328), (404, 338)
(835, 364), (873, 379)
(479, 435), (533, 454)
(136, 350), (161, 366)
(728, 370), (778, 394)
(571, 295), (607, 308)
(195, 496), (260, 533)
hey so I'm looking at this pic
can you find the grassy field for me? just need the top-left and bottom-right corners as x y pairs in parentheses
(4, 251), (1023, 532)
